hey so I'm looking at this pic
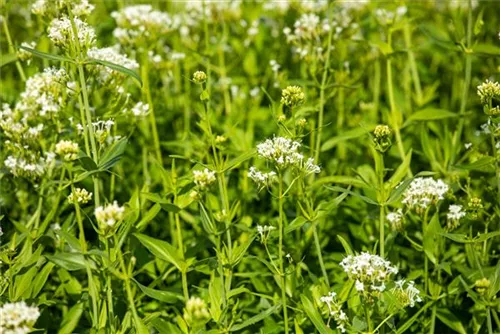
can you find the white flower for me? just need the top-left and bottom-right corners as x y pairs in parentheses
(95, 201), (125, 234)
(48, 16), (96, 51)
(392, 280), (422, 308)
(248, 167), (277, 188)
(355, 280), (364, 292)
(447, 204), (466, 221)
(55, 140), (79, 161)
(0, 301), (40, 333)
(130, 102), (150, 117)
(402, 177), (449, 211)
(193, 168), (216, 189)
(256, 137), (303, 168)
(87, 46), (139, 84)
(68, 188), (92, 204)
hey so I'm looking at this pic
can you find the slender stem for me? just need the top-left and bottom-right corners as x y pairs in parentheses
(379, 205), (385, 258)
(374, 313), (396, 332)
(451, 0), (473, 166)
(278, 175), (289, 334)
(429, 304), (437, 334)
(105, 238), (115, 332)
(487, 308), (494, 334)
(377, 151), (386, 258)
(313, 20), (334, 166)
(404, 24), (423, 105)
(423, 208), (430, 294)
(2, 16), (26, 81)
(364, 304), (372, 333)
(215, 234), (227, 309)
(386, 30), (411, 175)
(141, 52), (162, 163)
(85, 264), (99, 328)
(313, 225), (329, 287)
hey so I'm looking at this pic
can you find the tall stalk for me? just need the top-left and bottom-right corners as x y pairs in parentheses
(451, 0), (473, 166)
(278, 175), (289, 334)
(2, 16), (27, 81)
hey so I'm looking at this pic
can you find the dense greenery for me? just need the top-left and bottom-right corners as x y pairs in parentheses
(1, 0), (500, 333)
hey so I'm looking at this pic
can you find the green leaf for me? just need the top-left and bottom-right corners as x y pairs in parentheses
(313, 176), (368, 189)
(136, 203), (162, 230)
(337, 235), (353, 255)
(223, 149), (256, 172)
(161, 203), (182, 213)
(86, 58), (142, 86)
(423, 213), (442, 265)
(208, 275), (223, 323)
(300, 295), (333, 334)
(324, 186), (378, 205)
(404, 108), (457, 126)
(1, 53), (17, 67)
(134, 233), (185, 271)
(14, 266), (38, 300)
(395, 301), (432, 334)
(472, 43), (500, 56)
(440, 233), (469, 243)
(455, 156), (495, 172)
(435, 308), (467, 334)
(98, 137), (127, 170)
(19, 46), (76, 63)
(46, 252), (92, 271)
(31, 262), (55, 298)
(79, 156), (98, 171)
(285, 216), (308, 234)
(230, 237), (255, 267)
(321, 125), (375, 152)
(387, 150), (412, 190)
(58, 302), (84, 334)
(229, 303), (282, 331)
(134, 279), (184, 304)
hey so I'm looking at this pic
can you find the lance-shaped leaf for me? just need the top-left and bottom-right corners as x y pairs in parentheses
(86, 58), (142, 86)
(134, 233), (185, 271)
(19, 46), (75, 64)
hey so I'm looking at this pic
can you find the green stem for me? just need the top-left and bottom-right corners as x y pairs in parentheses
(386, 30), (411, 175)
(429, 304), (437, 334)
(2, 16), (26, 81)
(105, 238), (115, 332)
(215, 234), (227, 309)
(451, 0), (473, 166)
(141, 53), (163, 163)
(364, 304), (372, 333)
(313, 224), (329, 287)
(404, 24), (423, 106)
(313, 21), (334, 166)
(487, 308), (494, 334)
(423, 208), (430, 294)
(278, 175), (289, 334)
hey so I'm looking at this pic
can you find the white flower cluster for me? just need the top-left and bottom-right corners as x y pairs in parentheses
(386, 208), (404, 231)
(130, 102), (149, 117)
(183, 296), (210, 324)
(392, 280), (422, 308)
(256, 136), (320, 174)
(320, 291), (349, 333)
(477, 79), (500, 104)
(4, 154), (53, 179)
(263, 0), (328, 13)
(48, 16), (96, 51)
(402, 177), (449, 211)
(95, 201), (125, 235)
(55, 140), (79, 161)
(91, 120), (115, 145)
(375, 6), (407, 26)
(340, 252), (398, 298)
(248, 167), (277, 189)
(193, 168), (216, 189)
(68, 187), (92, 204)
(112, 5), (176, 46)
(0, 301), (40, 334)
(87, 46), (139, 84)
(283, 13), (331, 59)
(17, 41), (36, 64)
(32, 0), (94, 17)
(446, 204), (466, 230)
(256, 225), (276, 243)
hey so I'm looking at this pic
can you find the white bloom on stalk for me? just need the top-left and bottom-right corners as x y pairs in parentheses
(193, 168), (216, 189)
(68, 188), (92, 204)
(446, 204), (466, 230)
(248, 167), (277, 188)
(392, 280), (422, 308)
(95, 201), (125, 235)
(320, 291), (349, 333)
(87, 46), (138, 84)
(256, 136), (320, 174)
(256, 225), (276, 243)
(48, 16), (96, 51)
(130, 102), (149, 117)
(0, 301), (40, 334)
(402, 177), (449, 211)
(477, 79), (500, 104)
(55, 140), (79, 161)
(340, 252), (398, 299)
